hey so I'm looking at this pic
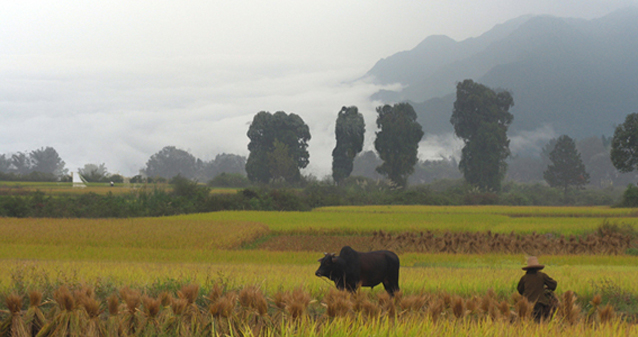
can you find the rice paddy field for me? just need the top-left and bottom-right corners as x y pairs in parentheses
(2, 205), (638, 336)
(0, 181), (238, 195)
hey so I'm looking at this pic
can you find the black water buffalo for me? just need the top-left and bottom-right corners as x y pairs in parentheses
(315, 246), (400, 296)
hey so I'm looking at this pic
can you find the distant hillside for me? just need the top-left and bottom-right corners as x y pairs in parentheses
(366, 8), (638, 140)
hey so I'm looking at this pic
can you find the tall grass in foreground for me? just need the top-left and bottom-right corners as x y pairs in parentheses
(0, 284), (634, 337)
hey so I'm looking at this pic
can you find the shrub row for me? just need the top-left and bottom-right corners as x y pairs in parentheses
(0, 178), (630, 218)
(0, 186), (310, 218)
(0, 171), (59, 182)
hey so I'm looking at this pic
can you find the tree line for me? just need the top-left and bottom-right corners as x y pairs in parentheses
(0, 147), (66, 181)
(3, 79), (638, 201)
(138, 149), (246, 184)
(0, 174), (628, 218)
(239, 79), (638, 198)
(0, 147), (247, 185)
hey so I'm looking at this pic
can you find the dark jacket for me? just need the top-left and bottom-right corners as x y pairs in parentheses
(517, 269), (557, 305)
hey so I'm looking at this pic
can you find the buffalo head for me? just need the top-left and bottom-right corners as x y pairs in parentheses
(315, 252), (337, 278)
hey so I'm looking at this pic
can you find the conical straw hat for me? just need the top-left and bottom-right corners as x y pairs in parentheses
(522, 256), (545, 270)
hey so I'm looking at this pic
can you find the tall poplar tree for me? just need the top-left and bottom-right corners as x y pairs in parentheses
(332, 106), (365, 184)
(450, 79), (514, 191)
(374, 103), (424, 187)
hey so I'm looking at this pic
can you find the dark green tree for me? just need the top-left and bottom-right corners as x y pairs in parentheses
(450, 79), (514, 191)
(79, 163), (109, 182)
(577, 136), (626, 188)
(374, 103), (424, 187)
(246, 111), (311, 184)
(332, 106), (365, 184)
(30, 147), (67, 176)
(543, 135), (590, 195)
(351, 151), (383, 179)
(267, 140), (299, 183)
(540, 138), (559, 168)
(410, 157), (461, 185)
(0, 154), (10, 173)
(201, 153), (246, 181)
(10, 152), (32, 175)
(611, 113), (638, 175)
(142, 146), (200, 179)
(208, 173), (250, 188)
(211, 154), (245, 175)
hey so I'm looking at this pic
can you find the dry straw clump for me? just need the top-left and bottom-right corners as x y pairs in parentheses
(24, 290), (46, 337)
(206, 284), (224, 305)
(209, 291), (237, 319)
(78, 290), (105, 337)
(498, 300), (512, 320)
(138, 295), (162, 336)
(119, 287), (140, 315)
(106, 293), (119, 316)
(400, 293), (429, 313)
(558, 290), (581, 325)
(352, 292), (379, 318)
(373, 229), (634, 255)
(238, 286), (268, 316)
(377, 292), (398, 317)
(4, 293), (22, 315)
(177, 283), (199, 306)
(36, 286), (82, 337)
(53, 286), (75, 312)
(141, 295), (161, 320)
(598, 304), (615, 324)
(176, 283), (202, 327)
(0, 285), (629, 336)
(451, 296), (465, 319)
(514, 297), (533, 321)
(274, 287), (313, 319)
(119, 287), (141, 334)
(322, 289), (353, 318)
(1, 293), (28, 337)
(428, 298), (445, 323)
(465, 296), (479, 315)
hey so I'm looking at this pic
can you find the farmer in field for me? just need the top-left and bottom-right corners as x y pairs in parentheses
(517, 256), (558, 321)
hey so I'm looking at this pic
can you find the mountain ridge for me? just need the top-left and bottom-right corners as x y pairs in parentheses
(366, 7), (638, 141)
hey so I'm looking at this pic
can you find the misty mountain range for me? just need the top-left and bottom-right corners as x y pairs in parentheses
(366, 7), (638, 145)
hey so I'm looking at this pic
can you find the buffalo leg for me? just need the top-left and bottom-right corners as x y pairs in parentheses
(383, 267), (400, 296)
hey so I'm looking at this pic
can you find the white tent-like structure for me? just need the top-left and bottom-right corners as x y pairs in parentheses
(72, 171), (87, 188)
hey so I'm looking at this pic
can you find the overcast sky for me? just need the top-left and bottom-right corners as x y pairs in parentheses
(1, 0), (636, 177)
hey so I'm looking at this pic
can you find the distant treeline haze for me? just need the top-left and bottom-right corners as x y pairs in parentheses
(0, 134), (635, 188)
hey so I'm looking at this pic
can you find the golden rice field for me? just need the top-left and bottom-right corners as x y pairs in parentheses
(2, 254), (638, 300)
(2, 205), (638, 336)
(0, 181), (238, 195)
(183, 205), (638, 235)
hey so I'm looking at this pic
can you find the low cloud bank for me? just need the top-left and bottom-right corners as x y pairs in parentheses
(1, 54), (565, 178)
(1, 55), (389, 177)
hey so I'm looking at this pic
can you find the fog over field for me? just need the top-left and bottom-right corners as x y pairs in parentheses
(1, 0), (635, 177)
